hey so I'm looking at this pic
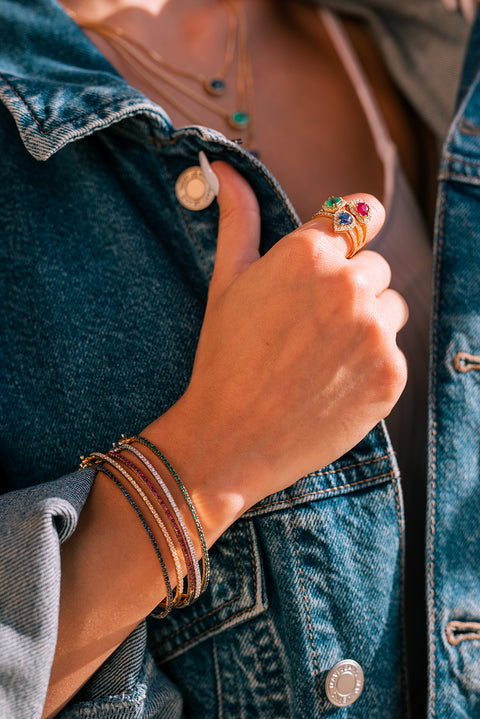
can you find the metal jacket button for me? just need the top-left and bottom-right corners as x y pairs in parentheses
(175, 166), (215, 210)
(325, 659), (364, 707)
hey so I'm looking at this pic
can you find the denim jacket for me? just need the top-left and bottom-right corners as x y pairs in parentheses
(0, 1), (479, 717)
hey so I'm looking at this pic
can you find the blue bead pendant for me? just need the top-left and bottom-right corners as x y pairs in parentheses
(205, 78), (226, 96)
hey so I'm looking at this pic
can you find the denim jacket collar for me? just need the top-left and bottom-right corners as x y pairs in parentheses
(0, 0), (173, 160)
(0, 0), (470, 161)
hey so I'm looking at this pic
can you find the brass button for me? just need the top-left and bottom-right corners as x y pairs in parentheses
(325, 659), (364, 707)
(175, 166), (215, 211)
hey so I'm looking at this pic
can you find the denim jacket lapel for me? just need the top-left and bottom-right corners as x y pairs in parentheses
(0, 0), (171, 160)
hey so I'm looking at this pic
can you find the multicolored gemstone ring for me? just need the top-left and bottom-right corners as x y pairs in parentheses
(311, 196), (371, 258)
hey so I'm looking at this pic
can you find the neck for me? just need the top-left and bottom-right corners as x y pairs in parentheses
(61, 0), (277, 66)
(61, 0), (271, 22)
(61, 0), (176, 23)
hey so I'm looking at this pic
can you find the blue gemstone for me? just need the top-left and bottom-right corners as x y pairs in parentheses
(338, 211), (353, 226)
(206, 78), (225, 96)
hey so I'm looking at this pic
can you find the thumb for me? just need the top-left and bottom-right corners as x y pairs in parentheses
(208, 160), (261, 300)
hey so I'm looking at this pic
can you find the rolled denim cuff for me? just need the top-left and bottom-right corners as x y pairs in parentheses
(0, 468), (182, 719)
(0, 468), (94, 718)
(65, 625), (182, 718)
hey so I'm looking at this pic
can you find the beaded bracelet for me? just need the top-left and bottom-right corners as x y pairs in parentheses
(109, 450), (196, 606)
(121, 435), (210, 593)
(113, 444), (200, 603)
(96, 464), (173, 617)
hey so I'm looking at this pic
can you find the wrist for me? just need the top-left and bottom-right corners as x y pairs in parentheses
(142, 394), (266, 547)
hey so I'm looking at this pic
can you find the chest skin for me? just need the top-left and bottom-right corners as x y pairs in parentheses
(71, 0), (433, 221)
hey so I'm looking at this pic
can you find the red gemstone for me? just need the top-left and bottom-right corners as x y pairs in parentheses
(356, 202), (370, 217)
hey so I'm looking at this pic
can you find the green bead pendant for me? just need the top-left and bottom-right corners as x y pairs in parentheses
(228, 111), (250, 130)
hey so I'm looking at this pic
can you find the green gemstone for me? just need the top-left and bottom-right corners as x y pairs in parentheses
(325, 196), (342, 208)
(229, 111), (250, 129)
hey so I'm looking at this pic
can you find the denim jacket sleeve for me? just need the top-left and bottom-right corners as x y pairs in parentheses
(0, 470), (183, 719)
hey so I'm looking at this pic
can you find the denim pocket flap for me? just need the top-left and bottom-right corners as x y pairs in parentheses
(149, 518), (266, 663)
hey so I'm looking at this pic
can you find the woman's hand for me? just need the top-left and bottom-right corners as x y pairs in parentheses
(44, 162), (408, 716)
(146, 162), (408, 539)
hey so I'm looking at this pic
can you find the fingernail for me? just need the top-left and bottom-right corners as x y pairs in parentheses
(199, 151), (219, 196)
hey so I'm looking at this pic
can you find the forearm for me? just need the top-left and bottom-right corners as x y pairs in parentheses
(43, 412), (245, 719)
(43, 471), (166, 718)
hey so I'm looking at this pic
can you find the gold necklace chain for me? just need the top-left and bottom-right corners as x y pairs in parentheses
(70, 1), (257, 153)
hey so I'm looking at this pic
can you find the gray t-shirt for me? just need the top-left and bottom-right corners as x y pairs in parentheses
(308, 0), (472, 139)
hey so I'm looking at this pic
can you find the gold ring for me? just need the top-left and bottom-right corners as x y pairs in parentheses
(311, 196), (371, 258)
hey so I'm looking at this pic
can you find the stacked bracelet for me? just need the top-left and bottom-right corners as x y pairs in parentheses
(123, 435), (211, 593)
(108, 450), (196, 606)
(112, 444), (200, 603)
(80, 435), (209, 616)
(98, 465), (174, 616)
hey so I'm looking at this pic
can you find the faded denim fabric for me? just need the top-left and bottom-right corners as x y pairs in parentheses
(426, 10), (480, 717)
(0, 0), (476, 718)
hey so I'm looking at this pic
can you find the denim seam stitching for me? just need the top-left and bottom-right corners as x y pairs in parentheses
(443, 155), (480, 170)
(287, 496), (325, 719)
(212, 638), (224, 719)
(304, 450), (396, 477)
(249, 620), (276, 719)
(459, 116), (480, 135)
(376, 427), (409, 710)
(0, 72), (149, 136)
(247, 471), (394, 513)
(230, 634), (242, 716)
(391, 465), (410, 710)
(428, 183), (446, 718)
(158, 521), (259, 660)
(441, 172), (480, 185)
(264, 616), (291, 718)
(443, 149), (480, 168)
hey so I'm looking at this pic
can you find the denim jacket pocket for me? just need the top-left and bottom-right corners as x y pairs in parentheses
(148, 518), (267, 664)
(149, 424), (397, 665)
(147, 424), (407, 719)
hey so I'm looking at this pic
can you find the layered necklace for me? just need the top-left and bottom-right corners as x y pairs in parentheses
(70, 1), (258, 154)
